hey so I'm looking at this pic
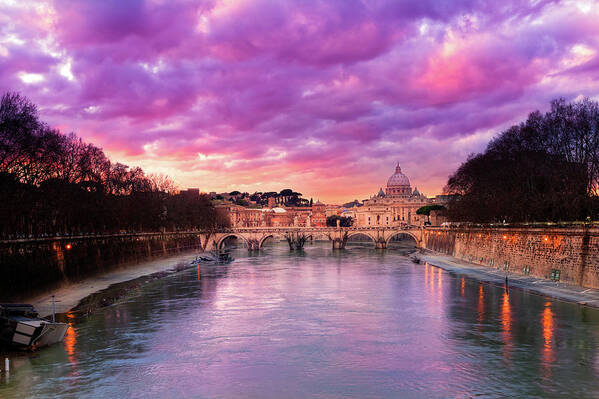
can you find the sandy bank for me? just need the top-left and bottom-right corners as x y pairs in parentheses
(419, 250), (599, 308)
(27, 251), (197, 317)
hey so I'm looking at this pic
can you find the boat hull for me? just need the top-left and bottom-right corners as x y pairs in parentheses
(0, 304), (68, 350)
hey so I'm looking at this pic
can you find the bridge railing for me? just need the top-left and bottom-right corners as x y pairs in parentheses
(0, 230), (205, 244)
(426, 221), (599, 231)
(1, 225), (426, 244)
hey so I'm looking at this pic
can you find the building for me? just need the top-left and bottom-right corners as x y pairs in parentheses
(355, 162), (445, 227)
(218, 202), (329, 228)
(180, 188), (200, 197)
(216, 204), (263, 227)
(325, 204), (342, 218)
(311, 201), (326, 227)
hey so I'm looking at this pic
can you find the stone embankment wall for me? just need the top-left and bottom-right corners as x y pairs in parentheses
(423, 227), (599, 288)
(0, 232), (205, 300)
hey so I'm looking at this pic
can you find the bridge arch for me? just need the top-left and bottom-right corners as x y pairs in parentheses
(217, 234), (250, 249)
(346, 232), (377, 245)
(259, 234), (286, 248)
(385, 231), (419, 247)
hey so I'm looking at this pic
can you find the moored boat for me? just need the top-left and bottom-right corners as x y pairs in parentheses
(0, 304), (68, 351)
(191, 251), (234, 265)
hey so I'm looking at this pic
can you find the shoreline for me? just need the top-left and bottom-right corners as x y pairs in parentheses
(26, 250), (198, 318)
(419, 249), (599, 308)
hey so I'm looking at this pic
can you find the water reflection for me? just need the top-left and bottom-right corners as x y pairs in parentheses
(542, 301), (555, 375)
(64, 324), (76, 359)
(500, 291), (513, 360)
(477, 284), (485, 324)
(1, 243), (599, 399)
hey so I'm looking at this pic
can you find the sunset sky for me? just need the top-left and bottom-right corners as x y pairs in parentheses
(2, 0), (599, 203)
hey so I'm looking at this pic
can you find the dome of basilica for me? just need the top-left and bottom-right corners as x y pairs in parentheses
(386, 163), (410, 187)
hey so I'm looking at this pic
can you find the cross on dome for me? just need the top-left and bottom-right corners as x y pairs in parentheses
(395, 162), (401, 174)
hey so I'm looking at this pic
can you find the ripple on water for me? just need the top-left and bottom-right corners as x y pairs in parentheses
(2, 243), (599, 398)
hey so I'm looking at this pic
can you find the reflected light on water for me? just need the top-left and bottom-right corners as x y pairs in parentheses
(64, 311), (76, 360)
(433, 266), (443, 305)
(542, 301), (555, 374)
(501, 291), (513, 360)
(460, 277), (465, 297)
(64, 326), (76, 359)
(477, 284), (484, 324)
(63, 311), (80, 381)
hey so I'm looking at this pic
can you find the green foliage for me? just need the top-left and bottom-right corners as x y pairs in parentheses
(416, 205), (446, 215)
(446, 98), (599, 223)
(235, 198), (249, 207)
(0, 92), (229, 238)
(326, 215), (353, 227)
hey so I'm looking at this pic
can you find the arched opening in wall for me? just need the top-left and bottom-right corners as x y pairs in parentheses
(387, 233), (417, 253)
(219, 235), (248, 250)
(260, 235), (281, 248)
(346, 233), (375, 248)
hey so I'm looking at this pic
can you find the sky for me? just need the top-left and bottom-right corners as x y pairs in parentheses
(1, 0), (599, 203)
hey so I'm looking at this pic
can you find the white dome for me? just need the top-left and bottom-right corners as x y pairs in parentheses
(387, 163), (410, 187)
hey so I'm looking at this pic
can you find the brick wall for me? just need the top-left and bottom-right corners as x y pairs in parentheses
(423, 227), (599, 288)
(0, 232), (204, 300)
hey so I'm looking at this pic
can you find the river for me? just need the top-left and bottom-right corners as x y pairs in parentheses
(1, 242), (599, 398)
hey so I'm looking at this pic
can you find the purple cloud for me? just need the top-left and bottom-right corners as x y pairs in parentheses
(1, 0), (599, 202)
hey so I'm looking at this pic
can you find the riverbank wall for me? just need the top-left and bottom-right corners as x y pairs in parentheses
(422, 226), (599, 289)
(0, 232), (206, 300)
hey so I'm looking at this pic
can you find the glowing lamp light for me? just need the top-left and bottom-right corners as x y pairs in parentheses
(502, 235), (507, 240)
(544, 236), (549, 242)
(65, 243), (72, 250)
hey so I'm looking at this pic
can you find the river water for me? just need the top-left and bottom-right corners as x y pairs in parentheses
(1, 242), (599, 398)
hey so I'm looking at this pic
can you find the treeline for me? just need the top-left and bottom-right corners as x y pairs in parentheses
(446, 98), (599, 223)
(220, 189), (310, 207)
(0, 92), (229, 239)
(326, 215), (353, 227)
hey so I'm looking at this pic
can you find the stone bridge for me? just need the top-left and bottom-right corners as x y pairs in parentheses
(199, 226), (425, 251)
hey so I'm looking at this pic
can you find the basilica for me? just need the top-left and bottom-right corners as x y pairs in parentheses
(354, 163), (441, 227)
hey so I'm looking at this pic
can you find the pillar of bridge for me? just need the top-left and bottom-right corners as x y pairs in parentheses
(332, 239), (345, 250)
(285, 232), (307, 250)
(375, 240), (387, 249)
(198, 233), (217, 252)
(247, 239), (260, 251)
